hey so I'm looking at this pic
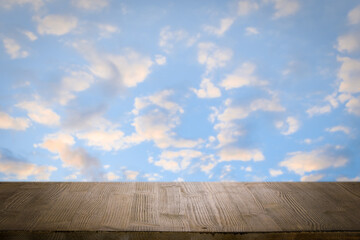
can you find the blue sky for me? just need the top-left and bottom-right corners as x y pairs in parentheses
(0, 0), (359, 182)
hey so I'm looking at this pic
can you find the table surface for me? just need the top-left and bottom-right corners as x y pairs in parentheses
(0, 182), (359, 234)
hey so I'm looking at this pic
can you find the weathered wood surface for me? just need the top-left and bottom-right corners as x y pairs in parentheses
(0, 182), (359, 239)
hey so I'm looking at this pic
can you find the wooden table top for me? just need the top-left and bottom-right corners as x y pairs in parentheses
(0, 182), (359, 239)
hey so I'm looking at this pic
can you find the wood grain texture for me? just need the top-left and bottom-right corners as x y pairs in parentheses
(0, 182), (359, 239)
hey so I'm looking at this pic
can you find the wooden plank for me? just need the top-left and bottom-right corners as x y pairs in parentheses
(0, 182), (358, 238)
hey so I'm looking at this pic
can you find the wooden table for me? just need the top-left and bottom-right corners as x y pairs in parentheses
(0, 182), (359, 239)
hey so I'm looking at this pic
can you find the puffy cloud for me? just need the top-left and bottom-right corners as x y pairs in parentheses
(218, 147), (264, 162)
(204, 18), (235, 37)
(0, 149), (56, 180)
(336, 33), (360, 53)
(245, 27), (259, 35)
(77, 129), (125, 151)
(326, 125), (351, 135)
(159, 26), (189, 53)
(35, 15), (78, 36)
(301, 174), (324, 182)
(16, 101), (60, 126)
(38, 133), (102, 179)
(275, 116), (300, 135)
(212, 97), (284, 147)
(220, 164), (233, 181)
(337, 57), (360, 94)
(214, 121), (245, 147)
(300, 174), (325, 182)
(72, 0), (108, 10)
(123, 170), (139, 180)
(105, 172), (120, 181)
(2, 38), (28, 59)
(348, 5), (360, 25)
(155, 54), (166, 65)
(192, 78), (221, 98)
(337, 176), (360, 182)
(97, 24), (119, 38)
(0, 112), (30, 130)
(128, 90), (202, 149)
(346, 96), (360, 115)
(132, 90), (183, 115)
(218, 97), (285, 123)
(22, 30), (37, 41)
(238, 0), (259, 16)
(143, 173), (162, 181)
(56, 71), (94, 105)
(306, 105), (331, 117)
(220, 62), (267, 90)
(270, 0), (300, 19)
(269, 169), (283, 177)
(154, 149), (202, 172)
(280, 146), (348, 175)
(74, 42), (153, 89)
(197, 42), (233, 73)
(0, 0), (43, 10)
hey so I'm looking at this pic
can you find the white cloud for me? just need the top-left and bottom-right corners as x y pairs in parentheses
(2, 38), (28, 59)
(301, 174), (324, 182)
(22, 30), (37, 41)
(346, 96), (360, 116)
(337, 176), (360, 182)
(220, 62), (267, 90)
(326, 125), (351, 135)
(336, 32), (360, 53)
(220, 165), (233, 181)
(159, 26), (188, 53)
(0, 0), (43, 10)
(0, 149), (56, 180)
(303, 137), (323, 145)
(38, 133), (102, 179)
(214, 121), (245, 147)
(270, 0), (300, 19)
(72, 0), (108, 10)
(16, 101), (60, 126)
(337, 57), (360, 94)
(0, 112), (30, 130)
(132, 90), (183, 115)
(218, 97), (285, 123)
(155, 54), (166, 65)
(348, 5), (360, 25)
(276, 116), (300, 135)
(245, 27), (259, 35)
(280, 146), (348, 175)
(105, 172), (120, 181)
(204, 18), (235, 37)
(128, 90), (202, 149)
(0, 160), (56, 180)
(192, 78), (221, 98)
(124, 170), (139, 180)
(154, 149), (202, 172)
(143, 173), (162, 181)
(306, 105), (331, 117)
(269, 169), (283, 177)
(97, 24), (119, 38)
(57, 71), (94, 105)
(77, 129), (125, 151)
(238, 0), (259, 16)
(212, 97), (284, 147)
(219, 147), (264, 162)
(197, 42), (233, 73)
(74, 42), (153, 88)
(35, 15), (78, 36)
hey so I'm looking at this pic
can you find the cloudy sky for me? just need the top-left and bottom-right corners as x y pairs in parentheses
(0, 0), (359, 182)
